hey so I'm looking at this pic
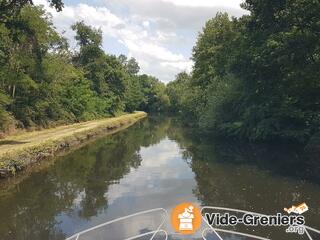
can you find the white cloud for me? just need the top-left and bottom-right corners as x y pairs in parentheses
(142, 20), (150, 28)
(34, 0), (247, 82)
(161, 0), (244, 9)
(161, 61), (193, 72)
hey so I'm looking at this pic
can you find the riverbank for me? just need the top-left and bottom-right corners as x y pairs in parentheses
(0, 111), (147, 178)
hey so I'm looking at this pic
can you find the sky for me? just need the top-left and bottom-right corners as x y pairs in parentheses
(34, 0), (248, 83)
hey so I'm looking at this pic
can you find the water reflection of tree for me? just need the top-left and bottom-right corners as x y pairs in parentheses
(167, 120), (320, 224)
(168, 119), (320, 185)
(165, 120), (320, 238)
(0, 117), (169, 240)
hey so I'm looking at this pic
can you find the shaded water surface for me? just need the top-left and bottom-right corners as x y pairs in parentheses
(0, 117), (319, 240)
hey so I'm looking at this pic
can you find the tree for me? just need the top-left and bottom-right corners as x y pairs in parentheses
(0, 5), (65, 127)
(117, 55), (140, 75)
(0, 4), (170, 134)
(137, 75), (169, 112)
(234, 0), (320, 141)
(167, 72), (190, 112)
(126, 58), (140, 75)
(0, 90), (13, 131)
(0, 0), (64, 23)
(169, 0), (320, 143)
(71, 21), (103, 65)
(124, 76), (145, 112)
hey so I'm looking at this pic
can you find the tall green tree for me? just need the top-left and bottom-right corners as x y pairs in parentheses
(0, 0), (64, 23)
(0, 3), (172, 134)
(168, 0), (320, 143)
(72, 21), (127, 114)
(235, 0), (320, 141)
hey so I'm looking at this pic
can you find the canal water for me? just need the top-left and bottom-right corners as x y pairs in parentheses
(0, 117), (319, 240)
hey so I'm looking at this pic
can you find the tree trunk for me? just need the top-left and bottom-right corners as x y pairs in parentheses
(12, 85), (15, 98)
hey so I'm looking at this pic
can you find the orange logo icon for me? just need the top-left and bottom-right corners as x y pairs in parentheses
(171, 202), (202, 235)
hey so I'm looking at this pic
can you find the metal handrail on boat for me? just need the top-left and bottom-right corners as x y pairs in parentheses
(202, 228), (270, 240)
(65, 208), (168, 240)
(65, 206), (320, 240)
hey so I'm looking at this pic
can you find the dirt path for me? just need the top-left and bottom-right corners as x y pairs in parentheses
(0, 112), (147, 176)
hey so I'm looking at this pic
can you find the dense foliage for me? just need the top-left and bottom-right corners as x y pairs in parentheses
(2, 0), (318, 144)
(167, 0), (320, 143)
(0, 4), (168, 133)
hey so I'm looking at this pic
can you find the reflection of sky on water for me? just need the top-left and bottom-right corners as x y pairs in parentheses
(57, 137), (200, 237)
(54, 132), (320, 239)
(4, 118), (319, 240)
(107, 138), (197, 206)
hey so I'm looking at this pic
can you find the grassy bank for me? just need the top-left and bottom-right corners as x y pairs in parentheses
(0, 111), (147, 178)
